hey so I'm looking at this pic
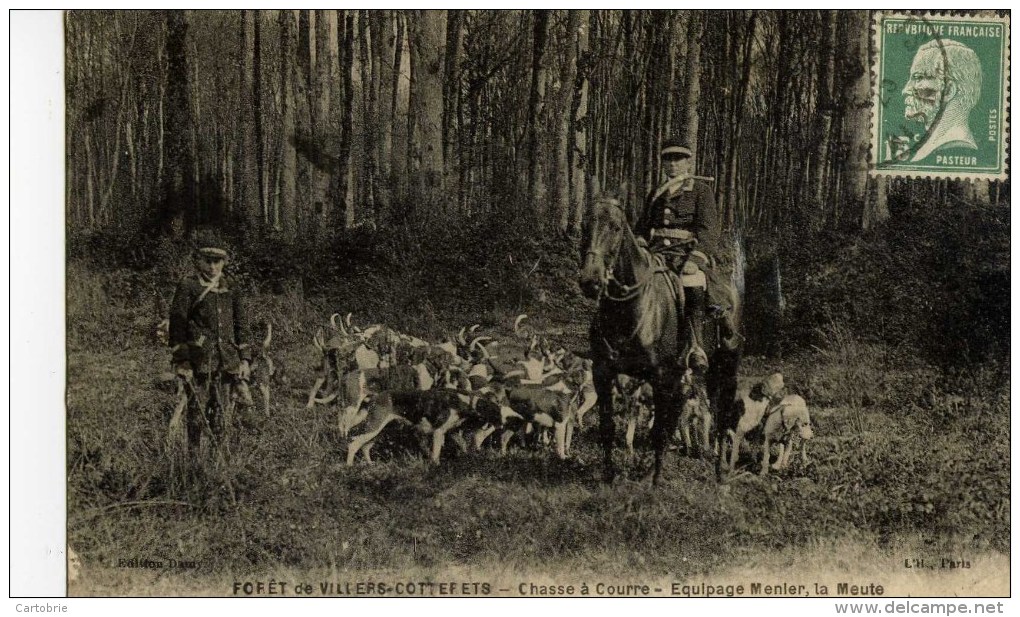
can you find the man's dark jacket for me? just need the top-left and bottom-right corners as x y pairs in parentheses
(169, 274), (251, 374)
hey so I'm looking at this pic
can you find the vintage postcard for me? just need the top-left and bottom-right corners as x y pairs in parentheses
(56, 9), (1009, 602)
(872, 12), (1010, 180)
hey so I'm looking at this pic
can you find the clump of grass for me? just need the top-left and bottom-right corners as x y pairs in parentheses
(803, 319), (889, 434)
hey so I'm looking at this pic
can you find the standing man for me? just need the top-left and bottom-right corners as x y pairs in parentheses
(169, 229), (252, 456)
(635, 139), (739, 365)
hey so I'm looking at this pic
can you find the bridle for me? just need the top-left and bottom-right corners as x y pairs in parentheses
(585, 200), (656, 303)
(585, 200), (673, 360)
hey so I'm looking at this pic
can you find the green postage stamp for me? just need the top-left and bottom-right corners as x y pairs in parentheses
(872, 12), (1010, 180)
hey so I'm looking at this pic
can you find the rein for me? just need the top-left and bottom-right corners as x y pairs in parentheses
(586, 198), (680, 360)
(587, 248), (656, 303)
(590, 251), (672, 360)
(585, 225), (663, 304)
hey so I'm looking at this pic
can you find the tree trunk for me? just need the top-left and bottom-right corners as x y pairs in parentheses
(863, 175), (889, 230)
(357, 11), (375, 217)
(238, 10), (260, 232)
(681, 15), (702, 161)
(295, 10), (314, 236)
(339, 10), (356, 229)
(314, 9), (333, 231)
(161, 9), (193, 237)
(526, 10), (551, 216)
(407, 9), (447, 221)
(809, 10), (836, 210)
(190, 38), (201, 224)
(948, 178), (989, 205)
(84, 130), (97, 227)
(390, 11), (407, 197)
(838, 10), (873, 229)
(724, 12), (756, 230)
(443, 9), (464, 210)
(570, 9), (591, 236)
(554, 10), (580, 234)
(253, 11), (268, 228)
(278, 10), (298, 240)
(371, 11), (395, 215)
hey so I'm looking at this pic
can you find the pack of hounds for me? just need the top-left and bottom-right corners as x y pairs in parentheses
(159, 312), (814, 475)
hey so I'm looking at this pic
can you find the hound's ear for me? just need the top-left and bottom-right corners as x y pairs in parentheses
(809, 414), (820, 431)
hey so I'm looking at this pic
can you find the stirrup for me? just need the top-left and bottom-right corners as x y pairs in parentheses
(684, 343), (709, 371)
(722, 332), (744, 351)
(708, 304), (730, 319)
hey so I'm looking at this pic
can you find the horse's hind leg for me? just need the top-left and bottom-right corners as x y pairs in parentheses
(649, 409), (673, 486)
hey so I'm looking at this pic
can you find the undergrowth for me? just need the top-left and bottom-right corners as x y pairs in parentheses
(65, 197), (1010, 589)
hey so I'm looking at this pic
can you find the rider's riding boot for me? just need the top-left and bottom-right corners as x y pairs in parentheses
(683, 287), (709, 372)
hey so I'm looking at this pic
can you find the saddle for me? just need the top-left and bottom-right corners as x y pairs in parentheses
(647, 252), (684, 303)
(647, 241), (705, 301)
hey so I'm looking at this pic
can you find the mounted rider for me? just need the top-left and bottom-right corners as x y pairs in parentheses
(635, 139), (740, 368)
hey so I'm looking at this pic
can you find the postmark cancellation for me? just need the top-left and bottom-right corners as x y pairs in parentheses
(871, 12), (1010, 181)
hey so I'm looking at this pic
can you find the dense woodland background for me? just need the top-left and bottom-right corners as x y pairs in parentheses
(65, 9), (1009, 363)
(64, 11), (1010, 590)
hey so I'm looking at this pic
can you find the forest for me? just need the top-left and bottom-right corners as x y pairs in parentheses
(66, 9), (1008, 359)
(65, 10), (1009, 596)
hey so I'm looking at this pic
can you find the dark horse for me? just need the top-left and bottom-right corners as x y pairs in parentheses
(579, 196), (694, 485)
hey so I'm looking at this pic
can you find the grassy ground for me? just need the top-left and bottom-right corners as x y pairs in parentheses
(66, 259), (1010, 597)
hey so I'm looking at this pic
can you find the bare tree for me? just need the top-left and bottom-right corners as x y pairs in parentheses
(554, 10), (580, 233)
(569, 9), (591, 236)
(526, 10), (551, 214)
(407, 9), (447, 219)
(161, 9), (194, 236)
(278, 9), (297, 240)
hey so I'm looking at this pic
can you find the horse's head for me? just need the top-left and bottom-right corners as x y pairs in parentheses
(579, 196), (630, 299)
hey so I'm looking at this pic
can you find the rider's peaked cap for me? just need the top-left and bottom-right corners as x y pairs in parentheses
(660, 138), (692, 158)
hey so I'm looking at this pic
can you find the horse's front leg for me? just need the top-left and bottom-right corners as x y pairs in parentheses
(593, 367), (616, 483)
(651, 374), (682, 486)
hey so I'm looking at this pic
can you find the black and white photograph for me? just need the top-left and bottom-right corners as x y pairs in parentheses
(32, 8), (1014, 600)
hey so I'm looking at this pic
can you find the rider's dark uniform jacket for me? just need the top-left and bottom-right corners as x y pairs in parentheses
(169, 274), (251, 374)
(635, 177), (720, 260)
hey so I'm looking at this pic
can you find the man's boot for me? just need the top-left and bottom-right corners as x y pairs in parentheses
(683, 286), (709, 372)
